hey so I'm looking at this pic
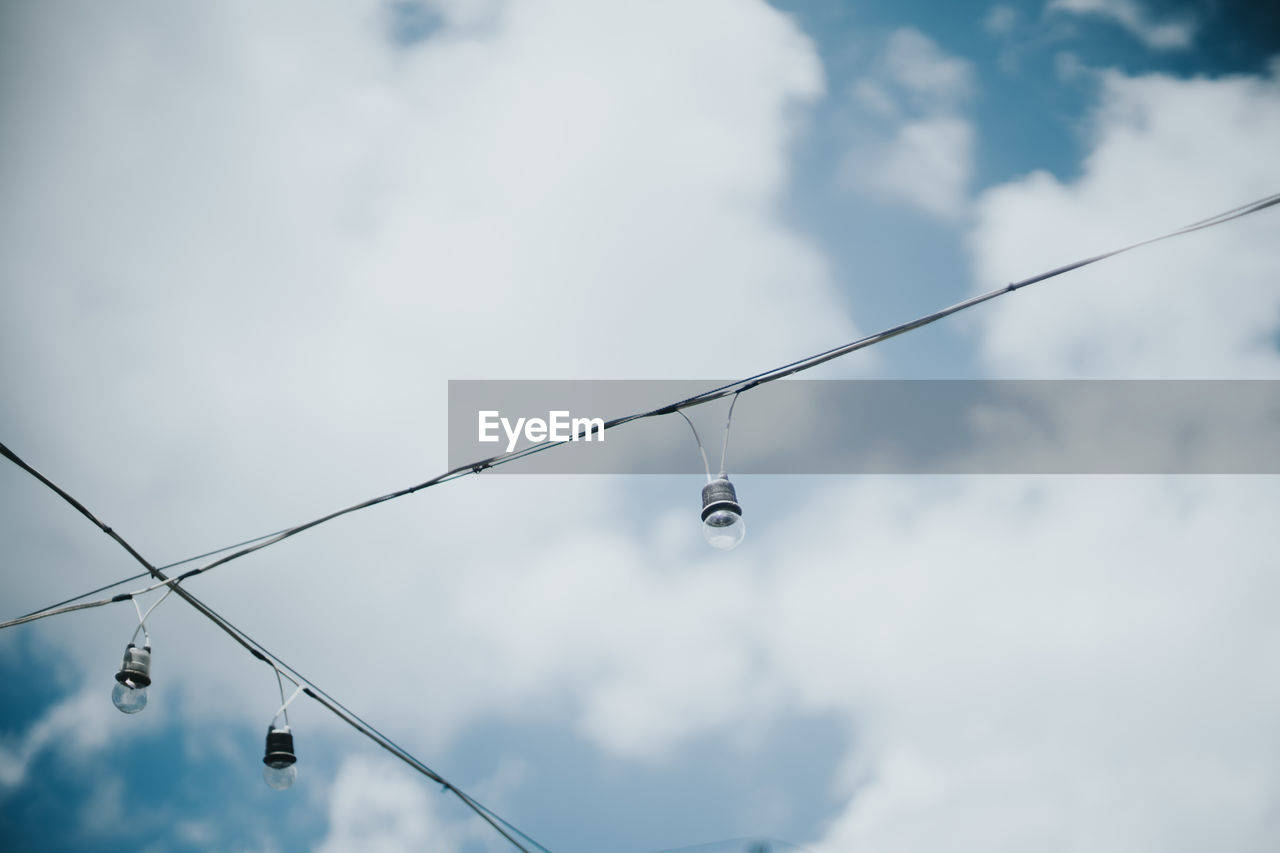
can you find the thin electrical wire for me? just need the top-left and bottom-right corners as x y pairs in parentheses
(677, 409), (714, 482)
(7, 520), (292, 624)
(0, 440), (546, 853)
(0, 594), (130, 630)
(14, 570), (151, 620)
(297, 678), (540, 852)
(157, 527), (297, 570)
(469, 799), (558, 853)
(273, 666), (297, 726)
(614, 189), (1280, 412)
(7, 189), (1276, 627)
(272, 684), (304, 724)
(0, 566), (206, 631)
(138, 585), (176, 628)
(718, 391), (742, 477)
(193, 597), (542, 853)
(129, 597), (151, 646)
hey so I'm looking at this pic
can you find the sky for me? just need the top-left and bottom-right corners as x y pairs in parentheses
(1, 0), (1279, 851)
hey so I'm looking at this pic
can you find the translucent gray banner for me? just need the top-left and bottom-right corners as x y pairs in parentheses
(447, 380), (1280, 474)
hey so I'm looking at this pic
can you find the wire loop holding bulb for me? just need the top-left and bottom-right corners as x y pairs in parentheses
(263, 666), (304, 790)
(272, 667), (304, 727)
(677, 392), (747, 550)
(675, 390), (744, 483)
(719, 391), (742, 477)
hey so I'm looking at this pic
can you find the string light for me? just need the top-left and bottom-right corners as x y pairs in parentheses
(112, 642), (151, 714)
(263, 725), (299, 790)
(1, 190), (1277, 851)
(4, 190), (1275, 606)
(110, 590), (173, 714)
(701, 474), (745, 550)
(263, 674), (304, 790)
(679, 393), (747, 549)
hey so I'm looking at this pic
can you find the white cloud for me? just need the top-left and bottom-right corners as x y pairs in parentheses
(880, 28), (975, 108)
(316, 757), (465, 853)
(1048, 0), (1196, 51)
(6, 3), (1280, 852)
(969, 65), (1280, 378)
(79, 775), (127, 836)
(854, 116), (975, 220)
(0, 687), (116, 791)
(452, 526), (775, 759)
(839, 28), (976, 219)
(1054, 49), (1088, 81)
(984, 5), (1019, 37)
(796, 61), (1280, 853)
(0, 0), (856, 806)
(781, 476), (1280, 852)
(173, 820), (220, 847)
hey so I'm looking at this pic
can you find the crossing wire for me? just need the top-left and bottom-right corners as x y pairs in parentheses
(0, 439), (546, 853)
(4, 189), (1279, 632)
(2, 189), (1278, 848)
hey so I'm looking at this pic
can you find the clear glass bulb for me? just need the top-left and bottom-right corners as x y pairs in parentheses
(111, 680), (148, 714)
(263, 763), (297, 790)
(702, 508), (745, 550)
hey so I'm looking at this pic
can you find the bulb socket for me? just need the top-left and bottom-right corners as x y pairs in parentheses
(264, 727), (297, 768)
(114, 643), (152, 688)
(701, 476), (742, 522)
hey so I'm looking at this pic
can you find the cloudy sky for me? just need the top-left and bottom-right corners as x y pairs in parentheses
(2, 1), (1279, 851)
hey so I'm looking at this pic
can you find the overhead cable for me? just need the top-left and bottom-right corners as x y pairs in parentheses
(4, 189), (1279, 631)
(0, 440), (546, 853)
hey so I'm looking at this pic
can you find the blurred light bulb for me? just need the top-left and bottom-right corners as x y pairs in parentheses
(112, 643), (151, 714)
(263, 725), (297, 790)
(111, 680), (148, 714)
(263, 762), (297, 791)
(701, 475), (745, 550)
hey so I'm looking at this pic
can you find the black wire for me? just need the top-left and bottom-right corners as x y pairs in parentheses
(0, 592), (139, 629)
(0, 468), (477, 631)
(221, 611), (546, 853)
(10, 528), (294, 624)
(0, 439), (545, 853)
(12, 571), (151, 622)
(470, 802), (557, 853)
(156, 527), (297, 571)
(8, 188), (1277, 629)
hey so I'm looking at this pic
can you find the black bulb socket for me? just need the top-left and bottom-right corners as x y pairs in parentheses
(114, 643), (152, 688)
(264, 727), (297, 768)
(701, 476), (743, 523)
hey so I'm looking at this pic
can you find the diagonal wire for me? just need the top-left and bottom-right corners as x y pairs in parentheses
(0, 439), (546, 853)
(5, 189), (1280, 631)
(7, 512), (292, 624)
(469, 799), (557, 853)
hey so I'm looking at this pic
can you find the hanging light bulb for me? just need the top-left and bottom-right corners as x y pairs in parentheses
(111, 643), (151, 714)
(262, 725), (298, 790)
(701, 474), (745, 550)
